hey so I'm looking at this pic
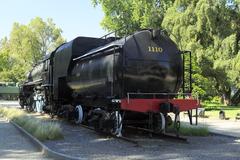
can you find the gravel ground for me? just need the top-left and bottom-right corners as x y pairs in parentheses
(43, 121), (240, 160)
(1, 102), (240, 160)
(0, 117), (52, 160)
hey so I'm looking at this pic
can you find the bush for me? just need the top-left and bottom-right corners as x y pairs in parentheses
(212, 96), (222, 104)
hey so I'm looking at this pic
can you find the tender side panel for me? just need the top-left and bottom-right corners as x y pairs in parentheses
(121, 98), (199, 112)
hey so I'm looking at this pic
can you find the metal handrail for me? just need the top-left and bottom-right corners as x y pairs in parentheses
(127, 92), (192, 96)
(126, 92), (193, 103)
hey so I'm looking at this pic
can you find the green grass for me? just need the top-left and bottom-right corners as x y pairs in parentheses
(167, 124), (209, 136)
(202, 102), (240, 119)
(201, 102), (227, 111)
(178, 125), (209, 136)
(0, 107), (63, 141)
(205, 109), (240, 119)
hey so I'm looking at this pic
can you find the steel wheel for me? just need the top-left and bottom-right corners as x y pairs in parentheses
(74, 105), (83, 124)
(110, 111), (122, 137)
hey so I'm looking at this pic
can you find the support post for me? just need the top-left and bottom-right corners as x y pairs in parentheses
(195, 108), (198, 125)
(188, 110), (193, 125)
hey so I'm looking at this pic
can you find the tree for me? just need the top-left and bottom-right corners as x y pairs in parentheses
(92, 0), (174, 35)
(28, 17), (65, 62)
(94, 0), (240, 102)
(0, 17), (65, 82)
(162, 0), (239, 102)
(0, 38), (14, 81)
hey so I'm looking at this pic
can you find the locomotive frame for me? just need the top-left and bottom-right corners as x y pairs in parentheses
(19, 29), (199, 136)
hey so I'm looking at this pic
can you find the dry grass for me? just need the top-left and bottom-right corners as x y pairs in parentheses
(0, 107), (63, 141)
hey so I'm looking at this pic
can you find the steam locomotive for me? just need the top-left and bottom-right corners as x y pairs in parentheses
(19, 29), (199, 136)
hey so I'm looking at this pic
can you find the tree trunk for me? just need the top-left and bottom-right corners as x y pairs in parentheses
(231, 89), (240, 106)
(224, 87), (231, 105)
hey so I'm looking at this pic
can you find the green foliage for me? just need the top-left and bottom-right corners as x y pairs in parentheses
(162, 0), (240, 101)
(179, 125), (209, 136)
(0, 17), (65, 82)
(202, 101), (226, 111)
(94, 0), (240, 101)
(167, 123), (209, 136)
(191, 73), (216, 99)
(202, 103), (240, 119)
(212, 96), (222, 104)
(92, 0), (174, 35)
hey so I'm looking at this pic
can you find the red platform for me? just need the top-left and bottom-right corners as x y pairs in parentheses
(121, 98), (199, 113)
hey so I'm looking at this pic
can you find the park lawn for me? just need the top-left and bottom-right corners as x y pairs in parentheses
(205, 109), (240, 120)
(202, 102), (240, 120)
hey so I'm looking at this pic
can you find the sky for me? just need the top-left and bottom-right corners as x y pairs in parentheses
(0, 0), (107, 41)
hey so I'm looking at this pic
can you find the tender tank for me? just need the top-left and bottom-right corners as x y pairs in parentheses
(121, 30), (182, 95)
(67, 30), (182, 100)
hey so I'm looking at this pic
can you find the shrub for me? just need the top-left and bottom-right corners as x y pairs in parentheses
(167, 123), (209, 136)
(0, 107), (63, 141)
(179, 125), (209, 136)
